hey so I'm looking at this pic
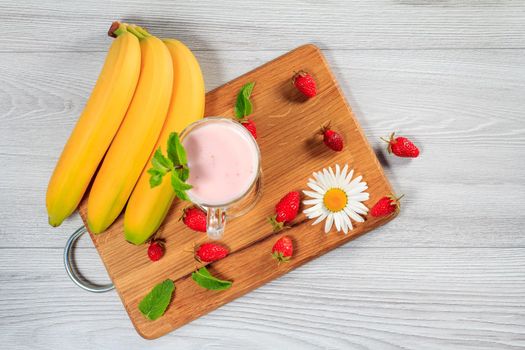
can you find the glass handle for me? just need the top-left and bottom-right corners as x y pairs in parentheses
(205, 207), (226, 240)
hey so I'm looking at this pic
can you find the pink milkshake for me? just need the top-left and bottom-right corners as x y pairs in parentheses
(182, 118), (260, 206)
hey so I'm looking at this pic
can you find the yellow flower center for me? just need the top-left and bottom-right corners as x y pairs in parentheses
(323, 188), (347, 212)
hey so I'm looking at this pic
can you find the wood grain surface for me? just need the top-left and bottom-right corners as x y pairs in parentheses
(76, 45), (397, 338)
(1, 0), (524, 348)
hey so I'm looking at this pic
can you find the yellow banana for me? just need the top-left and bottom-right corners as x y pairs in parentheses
(124, 39), (205, 244)
(46, 26), (141, 227)
(87, 25), (173, 234)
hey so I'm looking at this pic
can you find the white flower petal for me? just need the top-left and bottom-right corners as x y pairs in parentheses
(307, 182), (325, 193)
(306, 212), (320, 219)
(348, 200), (369, 213)
(344, 182), (367, 194)
(303, 190), (323, 199)
(347, 201), (368, 215)
(335, 164), (341, 179)
(318, 175), (330, 190)
(324, 214), (334, 233)
(316, 175), (328, 194)
(350, 193), (370, 202)
(328, 167), (337, 185)
(345, 169), (355, 183)
(341, 164), (348, 180)
(346, 213), (354, 231)
(349, 175), (363, 187)
(323, 168), (333, 187)
(344, 206), (365, 222)
(314, 171), (329, 189)
(312, 209), (328, 225)
(303, 203), (323, 214)
(340, 215), (349, 234)
(303, 198), (322, 205)
(334, 213), (341, 231)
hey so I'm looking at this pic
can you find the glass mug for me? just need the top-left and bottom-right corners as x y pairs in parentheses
(179, 117), (262, 239)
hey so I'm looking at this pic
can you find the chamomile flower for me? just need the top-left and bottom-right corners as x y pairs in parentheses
(303, 164), (369, 234)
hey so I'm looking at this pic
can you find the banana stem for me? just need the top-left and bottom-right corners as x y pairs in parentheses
(126, 24), (152, 40)
(133, 25), (152, 38)
(108, 21), (128, 38)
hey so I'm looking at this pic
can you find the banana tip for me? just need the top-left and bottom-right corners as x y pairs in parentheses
(48, 216), (61, 227)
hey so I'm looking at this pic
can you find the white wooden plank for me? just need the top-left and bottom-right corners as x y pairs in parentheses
(1, 49), (524, 248)
(0, 247), (523, 349)
(1, 1), (525, 52)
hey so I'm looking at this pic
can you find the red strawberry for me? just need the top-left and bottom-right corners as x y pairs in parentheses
(382, 132), (419, 158)
(147, 240), (165, 262)
(268, 191), (301, 231)
(181, 207), (207, 232)
(195, 243), (229, 262)
(241, 119), (257, 139)
(370, 195), (404, 217)
(272, 236), (293, 263)
(320, 123), (344, 152)
(292, 71), (317, 98)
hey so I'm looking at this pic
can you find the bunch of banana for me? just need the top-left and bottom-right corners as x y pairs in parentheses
(47, 21), (205, 239)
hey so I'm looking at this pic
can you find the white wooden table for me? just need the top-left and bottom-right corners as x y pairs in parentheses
(1, 1), (524, 349)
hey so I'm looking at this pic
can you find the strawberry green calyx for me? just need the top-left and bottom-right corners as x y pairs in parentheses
(387, 194), (404, 214)
(380, 132), (397, 154)
(272, 251), (291, 263)
(320, 121), (331, 135)
(268, 215), (286, 232)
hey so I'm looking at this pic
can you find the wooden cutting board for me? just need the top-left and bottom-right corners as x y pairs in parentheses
(78, 44), (397, 339)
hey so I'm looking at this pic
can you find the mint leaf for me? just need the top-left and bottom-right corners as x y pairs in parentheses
(151, 148), (173, 173)
(234, 96), (244, 119)
(175, 165), (190, 182)
(147, 132), (192, 200)
(244, 98), (253, 117)
(147, 148), (174, 188)
(167, 132), (187, 166)
(242, 82), (255, 116)
(234, 82), (255, 119)
(147, 168), (163, 188)
(171, 172), (192, 201)
(242, 81), (255, 99)
(191, 267), (232, 291)
(138, 279), (175, 321)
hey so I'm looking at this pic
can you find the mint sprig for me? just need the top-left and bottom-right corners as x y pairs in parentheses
(234, 82), (255, 119)
(138, 279), (175, 321)
(148, 132), (192, 201)
(191, 267), (232, 291)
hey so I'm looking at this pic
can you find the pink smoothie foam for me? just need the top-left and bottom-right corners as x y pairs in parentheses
(183, 120), (259, 206)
